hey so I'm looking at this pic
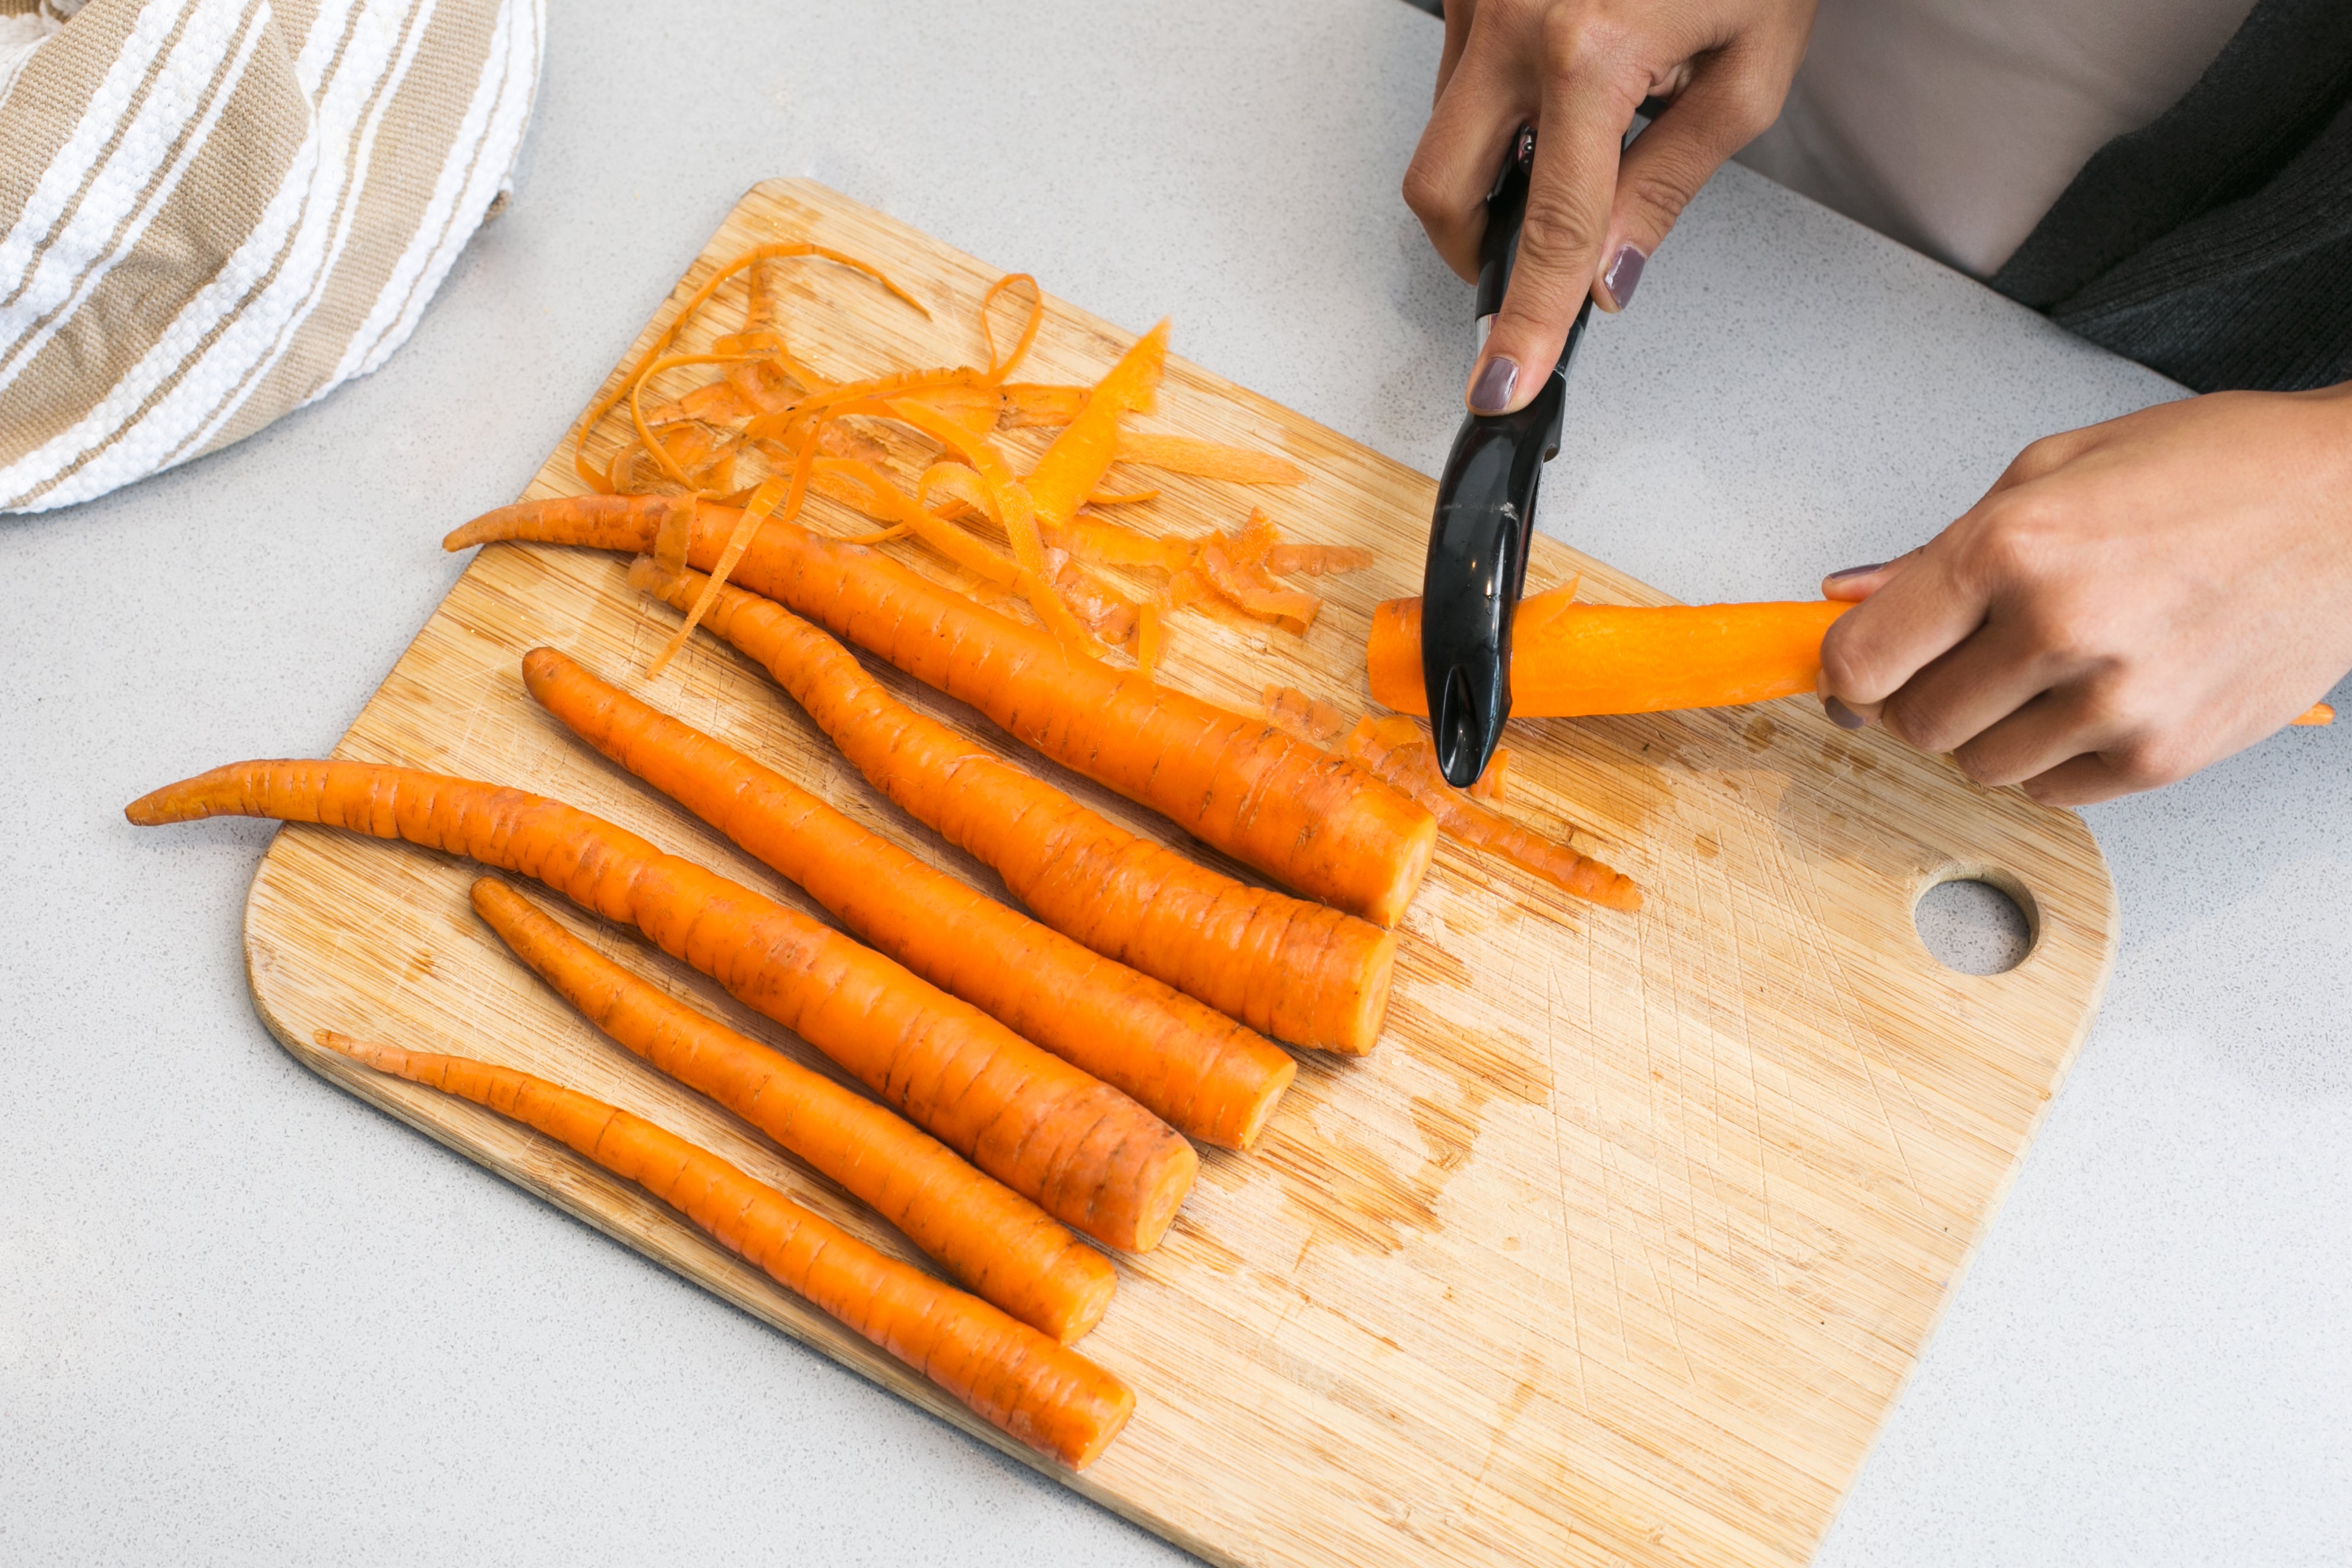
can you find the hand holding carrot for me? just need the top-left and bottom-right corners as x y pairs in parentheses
(1817, 386), (2352, 804)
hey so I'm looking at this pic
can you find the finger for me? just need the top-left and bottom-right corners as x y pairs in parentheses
(1821, 547), (1922, 602)
(2017, 752), (2143, 807)
(1403, 26), (1530, 283)
(1433, 0), (1477, 105)
(1948, 685), (2126, 788)
(1876, 614), (2076, 755)
(1470, 55), (1641, 411)
(1817, 542), (1994, 707)
(1595, 55), (1787, 310)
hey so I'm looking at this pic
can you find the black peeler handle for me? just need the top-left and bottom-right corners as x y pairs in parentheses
(1422, 126), (1594, 788)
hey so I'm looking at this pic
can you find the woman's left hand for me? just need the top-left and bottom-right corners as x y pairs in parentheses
(1817, 385), (2352, 805)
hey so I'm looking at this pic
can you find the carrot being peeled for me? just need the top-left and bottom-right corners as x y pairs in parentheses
(1368, 588), (1852, 717)
(127, 760), (1196, 1251)
(1346, 717), (1642, 912)
(521, 648), (1296, 1148)
(469, 878), (1115, 1342)
(447, 495), (1437, 927)
(631, 560), (1401, 1055)
(314, 1031), (1131, 1468)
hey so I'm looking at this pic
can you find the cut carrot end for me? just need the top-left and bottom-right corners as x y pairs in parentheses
(2294, 701), (2335, 726)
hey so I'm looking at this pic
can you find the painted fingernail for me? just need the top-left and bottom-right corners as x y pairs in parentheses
(1601, 244), (1648, 309)
(1468, 356), (1519, 414)
(1825, 562), (1888, 581)
(1823, 696), (1867, 730)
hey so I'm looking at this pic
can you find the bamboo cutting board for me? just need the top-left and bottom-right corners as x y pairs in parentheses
(240, 180), (2116, 1568)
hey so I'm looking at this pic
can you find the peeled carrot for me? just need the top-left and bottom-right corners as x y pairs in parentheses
(445, 495), (1438, 927)
(1347, 716), (1642, 912)
(2295, 702), (2335, 726)
(521, 649), (1297, 1147)
(469, 878), (1115, 1342)
(126, 761), (1196, 1251)
(1368, 587), (1854, 717)
(1114, 432), (1305, 485)
(314, 1031), (1131, 1468)
(631, 560), (1401, 1056)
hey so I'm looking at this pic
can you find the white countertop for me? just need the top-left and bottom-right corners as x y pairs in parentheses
(5, 2), (2346, 1563)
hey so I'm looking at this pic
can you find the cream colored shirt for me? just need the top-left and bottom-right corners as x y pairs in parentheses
(1735, 0), (2259, 279)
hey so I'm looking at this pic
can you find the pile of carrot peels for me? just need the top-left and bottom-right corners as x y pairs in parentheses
(577, 245), (1367, 677)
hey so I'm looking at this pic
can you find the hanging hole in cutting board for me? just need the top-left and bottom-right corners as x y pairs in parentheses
(1913, 865), (2038, 975)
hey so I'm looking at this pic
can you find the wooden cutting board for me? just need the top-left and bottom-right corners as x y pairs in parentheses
(240, 180), (2116, 1568)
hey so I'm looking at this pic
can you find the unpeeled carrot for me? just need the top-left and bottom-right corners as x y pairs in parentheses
(521, 648), (1297, 1147)
(314, 1031), (1131, 1468)
(1346, 716), (1642, 912)
(630, 561), (1402, 1056)
(1368, 587), (1854, 718)
(468, 878), (1115, 1342)
(444, 495), (1438, 926)
(126, 761), (1196, 1251)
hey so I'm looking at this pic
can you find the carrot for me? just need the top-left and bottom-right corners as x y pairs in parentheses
(1466, 747), (1514, 802)
(2294, 702), (2335, 726)
(1113, 432), (1305, 485)
(314, 1031), (1131, 1468)
(1263, 684), (1346, 745)
(630, 560), (1401, 1056)
(1000, 383), (1089, 427)
(1023, 321), (1170, 531)
(1368, 587), (1854, 718)
(126, 761), (1197, 1251)
(521, 649), (1297, 1147)
(1346, 717), (1642, 912)
(468, 878), (1115, 1342)
(445, 495), (1438, 926)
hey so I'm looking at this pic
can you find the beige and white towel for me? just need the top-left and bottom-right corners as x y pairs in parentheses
(0, 0), (544, 513)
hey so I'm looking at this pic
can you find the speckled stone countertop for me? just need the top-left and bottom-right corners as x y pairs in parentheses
(4, 4), (2344, 1563)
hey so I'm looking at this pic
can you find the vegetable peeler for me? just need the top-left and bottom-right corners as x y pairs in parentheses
(1421, 124), (1594, 788)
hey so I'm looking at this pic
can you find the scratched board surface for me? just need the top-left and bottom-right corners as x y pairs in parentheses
(241, 181), (2116, 1568)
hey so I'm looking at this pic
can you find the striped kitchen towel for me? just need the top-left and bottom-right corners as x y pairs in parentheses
(0, 0), (545, 514)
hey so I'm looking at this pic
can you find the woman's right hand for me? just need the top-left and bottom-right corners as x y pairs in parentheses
(1404, 0), (1817, 414)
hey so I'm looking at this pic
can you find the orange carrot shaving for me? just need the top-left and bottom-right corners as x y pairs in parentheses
(571, 244), (925, 491)
(1024, 321), (1171, 532)
(314, 1030), (1132, 1468)
(1000, 383), (1089, 427)
(1134, 602), (1165, 678)
(1268, 541), (1373, 576)
(1114, 432), (1305, 485)
(805, 460), (1020, 585)
(1198, 530), (1322, 635)
(630, 559), (1401, 1053)
(447, 495), (1437, 925)
(1263, 685), (1346, 745)
(643, 431), (814, 679)
(1345, 717), (1642, 912)
(469, 878), (1116, 1342)
(1466, 747), (1514, 802)
(979, 273), (1043, 383)
(1054, 514), (1193, 573)
(2294, 702), (2334, 726)
(127, 761), (1197, 1250)
(523, 650), (1296, 1147)
(1086, 488), (1159, 506)
(741, 366), (989, 444)
(1045, 552), (1142, 648)
(1368, 588), (1855, 717)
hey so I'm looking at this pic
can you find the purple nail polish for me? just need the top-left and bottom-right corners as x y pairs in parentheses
(1825, 562), (1888, 581)
(1602, 244), (1648, 309)
(1468, 356), (1519, 414)
(1823, 696), (1867, 730)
